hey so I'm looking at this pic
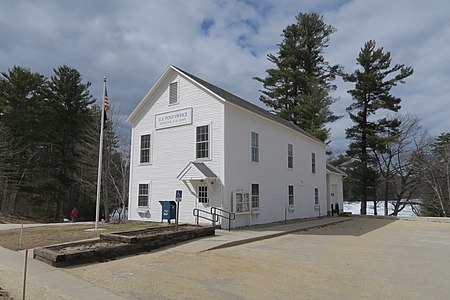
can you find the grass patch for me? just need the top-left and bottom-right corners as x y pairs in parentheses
(0, 222), (161, 251)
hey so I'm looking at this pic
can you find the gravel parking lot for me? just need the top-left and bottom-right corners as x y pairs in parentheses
(65, 218), (450, 299)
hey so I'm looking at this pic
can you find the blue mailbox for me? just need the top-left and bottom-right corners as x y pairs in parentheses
(159, 200), (177, 223)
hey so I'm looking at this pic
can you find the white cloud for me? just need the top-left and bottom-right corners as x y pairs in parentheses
(1, 0), (449, 153)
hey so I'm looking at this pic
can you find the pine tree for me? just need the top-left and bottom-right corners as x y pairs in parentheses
(0, 65), (129, 221)
(46, 65), (95, 219)
(254, 12), (341, 141)
(0, 66), (48, 213)
(344, 40), (413, 215)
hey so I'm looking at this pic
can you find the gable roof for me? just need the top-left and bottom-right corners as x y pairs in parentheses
(326, 163), (346, 176)
(172, 66), (325, 145)
(128, 65), (325, 146)
(177, 161), (218, 181)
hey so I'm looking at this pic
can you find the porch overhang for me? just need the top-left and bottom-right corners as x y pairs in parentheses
(177, 161), (218, 182)
(177, 161), (219, 197)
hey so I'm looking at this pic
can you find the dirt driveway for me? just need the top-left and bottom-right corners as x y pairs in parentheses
(65, 218), (450, 299)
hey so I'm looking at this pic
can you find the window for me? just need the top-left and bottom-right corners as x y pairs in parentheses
(198, 185), (208, 203)
(235, 192), (250, 213)
(311, 152), (316, 173)
(140, 134), (151, 164)
(288, 185), (294, 206)
(169, 82), (178, 105)
(251, 183), (259, 209)
(138, 184), (149, 207)
(251, 132), (259, 162)
(196, 125), (209, 159)
(288, 144), (293, 168)
(314, 188), (319, 205)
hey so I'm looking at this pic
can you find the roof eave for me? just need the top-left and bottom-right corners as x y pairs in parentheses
(173, 66), (326, 147)
(225, 101), (327, 147)
(127, 65), (177, 125)
(326, 164), (347, 177)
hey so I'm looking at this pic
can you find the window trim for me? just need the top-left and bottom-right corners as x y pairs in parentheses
(169, 81), (179, 105)
(288, 143), (293, 169)
(139, 134), (151, 165)
(314, 187), (319, 205)
(138, 182), (150, 208)
(251, 131), (259, 163)
(195, 124), (211, 160)
(288, 185), (294, 207)
(311, 152), (316, 174)
(251, 183), (260, 211)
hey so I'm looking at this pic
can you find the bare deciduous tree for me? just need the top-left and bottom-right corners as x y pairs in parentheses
(0, 125), (20, 211)
(373, 114), (429, 215)
(417, 133), (450, 217)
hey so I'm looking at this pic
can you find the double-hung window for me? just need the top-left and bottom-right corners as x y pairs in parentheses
(314, 188), (319, 205)
(198, 185), (208, 204)
(288, 185), (294, 206)
(140, 134), (151, 164)
(311, 152), (316, 174)
(196, 125), (209, 159)
(169, 82), (178, 105)
(138, 184), (149, 207)
(251, 183), (259, 209)
(288, 144), (293, 169)
(251, 132), (259, 163)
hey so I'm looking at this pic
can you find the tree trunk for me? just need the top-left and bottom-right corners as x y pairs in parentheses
(360, 105), (368, 215)
(45, 195), (50, 223)
(384, 180), (389, 216)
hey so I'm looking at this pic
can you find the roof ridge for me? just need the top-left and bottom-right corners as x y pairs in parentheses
(171, 65), (324, 145)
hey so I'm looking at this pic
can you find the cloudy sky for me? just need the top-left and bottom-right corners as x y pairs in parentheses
(1, 0), (449, 153)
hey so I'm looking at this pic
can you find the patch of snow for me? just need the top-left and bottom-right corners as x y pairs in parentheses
(344, 201), (417, 217)
(110, 208), (128, 221)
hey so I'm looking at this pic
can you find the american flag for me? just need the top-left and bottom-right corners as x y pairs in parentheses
(104, 85), (110, 112)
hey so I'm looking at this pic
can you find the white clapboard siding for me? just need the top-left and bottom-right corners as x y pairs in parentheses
(128, 65), (343, 228)
(223, 101), (327, 227)
(128, 70), (224, 224)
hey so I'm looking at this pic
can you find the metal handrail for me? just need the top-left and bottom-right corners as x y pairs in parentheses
(211, 207), (235, 231)
(193, 208), (219, 225)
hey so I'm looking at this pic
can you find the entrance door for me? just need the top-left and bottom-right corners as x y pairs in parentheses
(330, 184), (337, 205)
(197, 184), (210, 209)
(195, 184), (211, 225)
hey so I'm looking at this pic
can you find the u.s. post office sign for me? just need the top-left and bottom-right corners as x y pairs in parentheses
(155, 107), (193, 130)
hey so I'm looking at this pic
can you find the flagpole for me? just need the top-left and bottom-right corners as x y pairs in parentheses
(95, 76), (106, 230)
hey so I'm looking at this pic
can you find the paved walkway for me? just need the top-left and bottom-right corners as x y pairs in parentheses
(0, 247), (124, 299)
(0, 217), (350, 299)
(174, 216), (351, 252)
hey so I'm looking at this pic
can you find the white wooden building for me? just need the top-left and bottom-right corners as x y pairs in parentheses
(127, 65), (345, 228)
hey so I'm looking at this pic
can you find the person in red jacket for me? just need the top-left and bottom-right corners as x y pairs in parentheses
(70, 207), (79, 223)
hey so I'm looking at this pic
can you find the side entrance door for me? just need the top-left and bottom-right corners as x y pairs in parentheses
(330, 184), (337, 210)
(195, 183), (211, 224)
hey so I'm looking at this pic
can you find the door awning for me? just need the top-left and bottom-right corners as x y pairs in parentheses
(177, 161), (218, 181)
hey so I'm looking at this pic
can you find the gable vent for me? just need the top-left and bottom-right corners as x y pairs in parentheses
(169, 82), (178, 104)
